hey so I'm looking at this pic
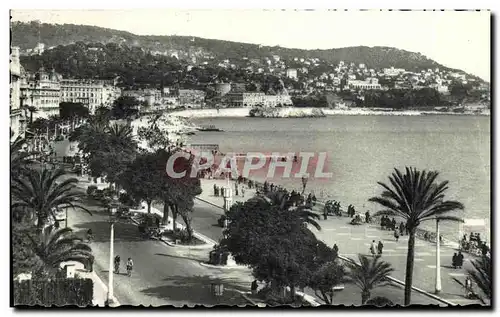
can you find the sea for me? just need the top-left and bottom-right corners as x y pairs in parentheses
(188, 115), (491, 241)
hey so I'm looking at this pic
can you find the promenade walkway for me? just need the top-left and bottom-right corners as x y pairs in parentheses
(196, 178), (483, 306)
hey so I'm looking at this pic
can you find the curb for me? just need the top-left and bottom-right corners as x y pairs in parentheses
(338, 255), (456, 306)
(195, 196), (224, 210)
(91, 271), (121, 307)
(161, 238), (215, 249)
(199, 261), (249, 270)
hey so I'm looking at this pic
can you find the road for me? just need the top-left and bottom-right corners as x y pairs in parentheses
(67, 197), (252, 307)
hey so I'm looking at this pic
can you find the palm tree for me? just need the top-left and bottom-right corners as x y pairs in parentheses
(11, 168), (91, 229)
(11, 137), (35, 179)
(260, 190), (321, 231)
(369, 167), (464, 305)
(28, 225), (93, 275)
(345, 254), (395, 304)
(452, 256), (491, 304)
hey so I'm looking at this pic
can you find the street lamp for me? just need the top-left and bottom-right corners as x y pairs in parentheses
(107, 197), (119, 306)
(434, 216), (464, 294)
(435, 218), (442, 294)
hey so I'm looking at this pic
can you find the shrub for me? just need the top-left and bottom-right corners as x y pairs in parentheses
(13, 278), (93, 307)
(86, 185), (97, 196)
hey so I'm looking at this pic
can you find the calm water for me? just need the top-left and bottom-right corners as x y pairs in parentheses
(189, 115), (491, 240)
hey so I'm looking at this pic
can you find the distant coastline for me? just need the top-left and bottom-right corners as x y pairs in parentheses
(170, 107), (490, 118)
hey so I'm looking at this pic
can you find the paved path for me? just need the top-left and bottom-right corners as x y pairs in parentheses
(66, 190), (254, 307)
(194, 178), (481, 305)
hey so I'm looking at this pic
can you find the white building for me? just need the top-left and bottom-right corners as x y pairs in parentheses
(60, 79), (120, 114)
(21, 67), (62, 120)
(286, 68), (298, 80)
(383, 67), (406, 76)
(10, 47), (24, 139)
(348, 78), (381, 90)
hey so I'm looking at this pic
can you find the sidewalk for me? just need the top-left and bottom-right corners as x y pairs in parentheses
(196, 178), (480, 306)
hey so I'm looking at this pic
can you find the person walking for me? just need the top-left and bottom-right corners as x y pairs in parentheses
(377, 241), (384, 255)
(394, 229), (400, 242)
(457, 251), (464, 269)
(241, 186), (245, 198)
(251, 280), (258, 295)
(370, 240), (377, 256)
(214, 184), (217, 197)
(465, 276), (473, 298)
(365, 211), (371, 223)
(333, 244), (339, 257)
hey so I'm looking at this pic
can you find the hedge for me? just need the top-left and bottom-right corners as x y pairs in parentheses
(14, 278), (93, 307)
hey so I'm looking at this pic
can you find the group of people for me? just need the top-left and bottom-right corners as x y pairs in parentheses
(323, 200), (342, 218)
(114, 255), (134, 276)
(370, 240), (385, 256)
(452, 251), (465, 269)
(380, 216), (398, 231)
(346, 204), (356, 218)
(461, 232), (490, 256)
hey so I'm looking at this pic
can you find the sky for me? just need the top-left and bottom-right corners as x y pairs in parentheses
(11, 9), (491, 81)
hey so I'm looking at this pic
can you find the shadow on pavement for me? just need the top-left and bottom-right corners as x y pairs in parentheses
(72, 221), (146, 242)
(154, 252), (207, 263)
(140, 275), (250, 306)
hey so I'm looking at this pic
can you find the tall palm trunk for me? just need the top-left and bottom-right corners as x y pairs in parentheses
(171, 203), (178, 231)
(404, 228), (416, 305)
(361, 290), (370, 304)
(290, 285), (296, 302)
(162, 200), (170, 225)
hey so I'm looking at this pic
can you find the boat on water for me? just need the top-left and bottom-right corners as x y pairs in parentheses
(196, 125), (224, 132)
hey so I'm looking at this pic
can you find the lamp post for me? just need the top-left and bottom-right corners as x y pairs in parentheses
(107, 198), (119, 306)
(435, 218), (441, 294)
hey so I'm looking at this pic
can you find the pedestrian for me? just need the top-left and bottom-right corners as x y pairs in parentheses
(399, 222), (404, 236)
(370, 240), (377, 256)
(481, 243), (489, 256)
(241, 186), (245, 198)
(465, 276), (473, 298)
(391, 218), (396, 231)
(377, 241), (384, 255)
(394, 229), (400, 242)
(381, 216), (386, 230)
(251, 280), (258, 295)
(457, 251), (464, 269)
(452, 253), (458, 269)
(235, 185), (239, 196)
(333, 244), (339, 257)
(365, 211), (370, 223)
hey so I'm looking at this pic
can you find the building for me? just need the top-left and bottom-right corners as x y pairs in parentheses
(348, 78), (381, 90)
(21, 67), (62, 120)
(60, 79), (120, 114)
(10, 47), (24, 139)
(383, 67), (406, 77)
(224, 91), (292, 108)
(214, 83), (232, 97)
(177, 89), (206, 107)
(32, 43), (45, 55)
(286, 68), (298, 80)
(224, 92), (265, 107)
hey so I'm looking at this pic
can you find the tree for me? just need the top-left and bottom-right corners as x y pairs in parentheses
(369, 167), (464, 305)
(11, 137), (35, 181)
(222, 197), (331, 303)
(452, 256), (491, 304)
(59, 102), (89, 130)
(120, 152), (163, 214)
(28, 225), (93, 276)
(154, 149), (202, 239)
(310, 261), (348, 305)
(111, 96), (139, 120)
(12, 221), (40, 277)
(11, 168), (91, 229)
(345, 254), (395, 304)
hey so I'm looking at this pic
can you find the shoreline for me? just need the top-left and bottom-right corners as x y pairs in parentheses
(170, 107), (490, 118)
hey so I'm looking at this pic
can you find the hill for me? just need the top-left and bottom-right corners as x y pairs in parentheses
(12, 21), (452, 72)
